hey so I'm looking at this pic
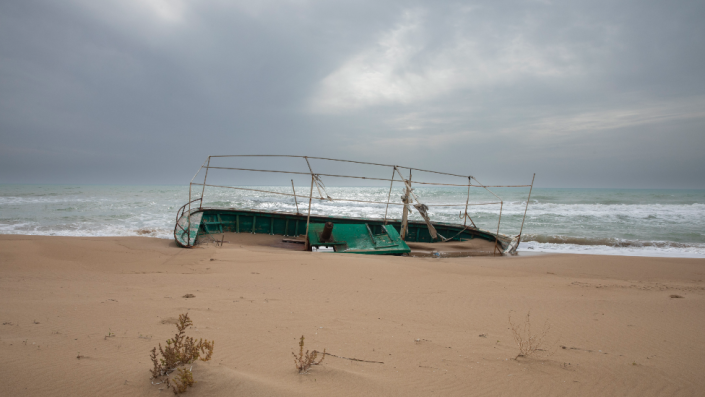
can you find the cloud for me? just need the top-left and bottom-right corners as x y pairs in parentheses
(146, 0), (188, 22)
(309, 6), (586, 113)
(516, 97), (705, 137)
(71, 0), (189, 29)
(0, 0), (704, 187)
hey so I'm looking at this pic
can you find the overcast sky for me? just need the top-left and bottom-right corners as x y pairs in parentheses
(1, 0), (703, 188)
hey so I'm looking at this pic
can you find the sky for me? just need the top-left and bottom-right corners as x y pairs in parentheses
(0, 0), (704, 188)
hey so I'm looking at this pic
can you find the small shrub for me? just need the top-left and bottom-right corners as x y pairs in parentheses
(168, 368), (195, 394)
(150, 313), (215, 394)
(292, 335), (325, 374)
(508, 311), (550, 359)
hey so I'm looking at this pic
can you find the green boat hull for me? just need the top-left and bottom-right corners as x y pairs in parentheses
(175, 208), (518, 255)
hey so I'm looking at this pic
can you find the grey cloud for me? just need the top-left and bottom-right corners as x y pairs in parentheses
(0, 0), (703, 187)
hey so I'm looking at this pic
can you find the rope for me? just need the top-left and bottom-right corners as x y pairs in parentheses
(413, 203), (446, 241)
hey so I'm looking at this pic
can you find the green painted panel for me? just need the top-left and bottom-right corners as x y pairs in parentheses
(240, 216), (253, 232)
(254, 216), (269, 234)
(273, 218), (287, 235)
(307, 223), (410, 255)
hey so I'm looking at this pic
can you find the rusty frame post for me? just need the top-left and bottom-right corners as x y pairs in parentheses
(394, 167), (422, 204)
(186, 158), (208, 247)
(304, 156), (325, 199)
(518, 173), (536, 239)
(464, 212), (478, 229)
(187, 182), (192, 246)
(303, 156), (317, 250)
(200, 156), (211, 209)
(394, 167), (422, 241)
(291, 179), (300, 214)
(463, 176), (471, 227)
(472, 175), (504, 255)
(407, 169), (412, 237)
(383, 166), (396, 224)
(304, 174), (315, 251)
(493, 201), (503, 255)
(399, 168), (412, 240)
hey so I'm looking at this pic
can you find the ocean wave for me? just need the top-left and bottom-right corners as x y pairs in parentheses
(0, 222), (173, 239)
(435, 202), (705, 219)
(2, 185), (704, 258)
(519, 240), (705, 258)
(521, 234), (701, 249)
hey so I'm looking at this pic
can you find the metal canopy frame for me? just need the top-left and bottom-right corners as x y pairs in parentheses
(185, 155), (535, 249)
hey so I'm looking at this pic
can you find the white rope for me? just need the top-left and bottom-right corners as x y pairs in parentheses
(313, 175), (333, 201)
(413, 204), (446, 241)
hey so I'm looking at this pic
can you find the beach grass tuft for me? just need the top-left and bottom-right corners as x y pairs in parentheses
(150, 313), (215, 394)
(292, 335), (325, 374)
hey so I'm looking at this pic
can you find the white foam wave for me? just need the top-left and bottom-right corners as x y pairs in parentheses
(0, 222), (173, 239)
(2, 185), (704, 259)
(519, 241), (705, 258)
(435, 202), (705, 220)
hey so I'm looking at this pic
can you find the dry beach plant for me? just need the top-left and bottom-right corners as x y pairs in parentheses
(508, 311), (550, 360)
(291, 335), (384, 374)
(167, 368), (195, 394)
(150, 313), (215, 394)
(292, 335), (325, 374)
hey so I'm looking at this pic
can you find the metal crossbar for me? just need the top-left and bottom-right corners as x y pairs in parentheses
(205, 165), (529, 187)
(189, 183), (501, 207)
(188, 155), (535, 241)
(207, 154), (471, 178)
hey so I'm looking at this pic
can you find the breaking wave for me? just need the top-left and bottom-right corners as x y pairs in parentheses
(1, 185), (704, 258)
(521, 234), (700, 248)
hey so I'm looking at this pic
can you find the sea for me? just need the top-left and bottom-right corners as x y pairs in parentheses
(1, 184), (704, 258)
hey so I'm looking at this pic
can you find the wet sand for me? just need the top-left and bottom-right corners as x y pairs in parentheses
(1, 234), (704, 396)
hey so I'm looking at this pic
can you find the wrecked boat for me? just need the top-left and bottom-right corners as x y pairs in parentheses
(174, 155), (534, 256)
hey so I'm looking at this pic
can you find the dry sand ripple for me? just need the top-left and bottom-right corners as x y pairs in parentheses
(1, 234), (704, 396)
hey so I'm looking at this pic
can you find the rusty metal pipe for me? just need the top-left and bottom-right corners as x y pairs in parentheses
(383, 166), (396, 224)
(518, 173), (536, 238)
(291, 179), (300, 214)
(320, 222), (334, 242)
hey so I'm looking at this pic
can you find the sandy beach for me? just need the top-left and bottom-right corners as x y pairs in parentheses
(1, 234), (704, 396)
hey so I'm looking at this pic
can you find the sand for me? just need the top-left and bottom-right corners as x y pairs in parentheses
(1, 234), (704, 396)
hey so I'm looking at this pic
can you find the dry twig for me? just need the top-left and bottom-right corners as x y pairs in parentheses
(292, 335), (325, 374)
(320, 352), (384, 364)
(508, 311), (550, 359)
